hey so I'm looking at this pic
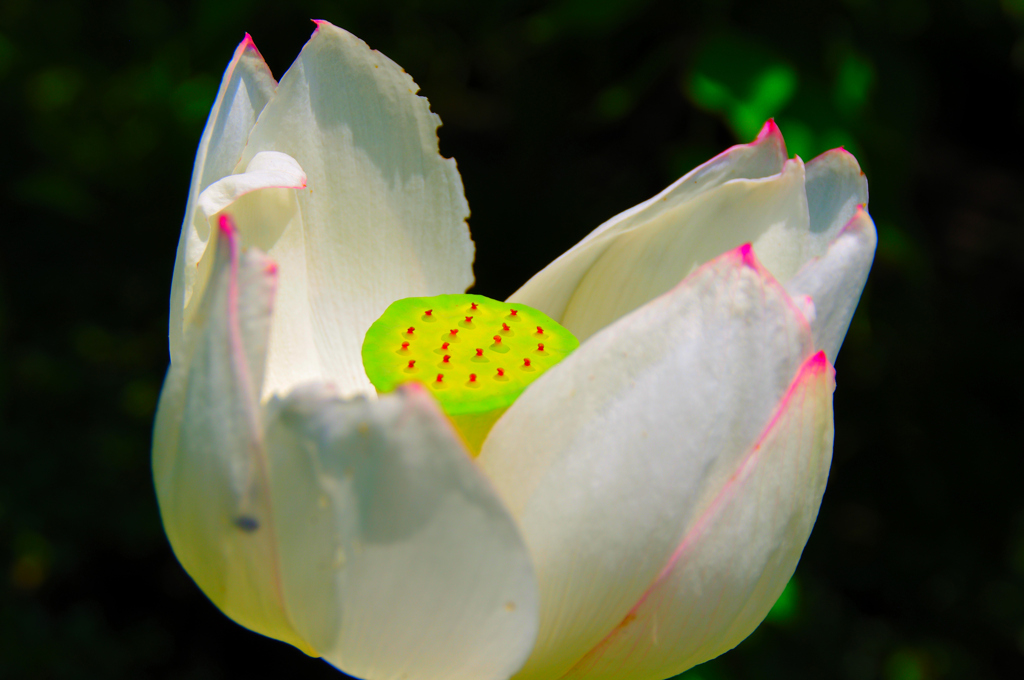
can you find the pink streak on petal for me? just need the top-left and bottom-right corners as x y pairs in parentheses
(218, 214), (264, 447)
(215, 214), (291, 621)
(567, 350), (832, 675)
(218, 214), (248, 407)
(645, 350), (829, 598)
(218, 213), (238, 238)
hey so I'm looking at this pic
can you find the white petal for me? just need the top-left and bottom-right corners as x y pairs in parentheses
(804, 147), (869, 251)
(153, 220), (312, 653)
(238, 20), (474, 397)
(508, 120), (787, 336)
(170, 35), (277, 365)
(478, 246), (814, 680)
(561, 352), (835, 680)
(786, 207), (877, 361)
(555, 158), (811, 342)
(263, 383), (538, 680)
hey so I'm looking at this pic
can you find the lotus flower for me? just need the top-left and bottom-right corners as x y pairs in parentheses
(153, 20), (876, 680)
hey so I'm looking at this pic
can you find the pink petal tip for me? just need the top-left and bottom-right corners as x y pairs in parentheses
(754, 118), (781, 144)
(810, 145), (859, 165)
(238, 32), (267, 63)
(218, 213), (238, 235)
(836, 204), (872, 236)
(806, 349), (828, 373)
(737, 242), (756, 265)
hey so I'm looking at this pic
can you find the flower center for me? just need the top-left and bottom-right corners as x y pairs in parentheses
(361, 294), (579, 455)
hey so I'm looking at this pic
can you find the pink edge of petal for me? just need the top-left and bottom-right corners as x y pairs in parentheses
(806, 145), (862, 169)
(259, 181), (307, 191)
(733, 243), (814, 336)
(671, 118), (786, 185)
(656, 243), (814, 337)
(837, 205), (873, 237)
(574, 350), (833, 669)
(397, 382), (477, 456)
(647, 349), (829, 594)
(398, 381), (426, 397)
(702, 120), (783, 169)
(398, 381), (441, 418)
(212, 179), (307, 217)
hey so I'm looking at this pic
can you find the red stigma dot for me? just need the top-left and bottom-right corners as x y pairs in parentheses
(537, 326), (544, 334)
(497, 368), (505, 377)
(523, 358), (531, 367)
(407, 327), (415, 334)
(510, 309), (518, 316)
(493, 335), (502, 343)
(441, 342), (450, 350)
(476, 348), (484, 357)
(471, 303), (478, 310)
(538, 343), (545, 351)
(407, 360), (416, 368)
(450, 329), (458, 336)
(469, 373), (477, 382)
(502, 323), (510, 331)
(465, 316), (473, 323)
(443, 355), (451, 363)
(401, 341), (410, 350)
(436, 374), (444, 383)
(425, 309), (432, 316)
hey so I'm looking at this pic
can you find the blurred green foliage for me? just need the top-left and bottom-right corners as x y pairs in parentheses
(2, 0), (1023, 679)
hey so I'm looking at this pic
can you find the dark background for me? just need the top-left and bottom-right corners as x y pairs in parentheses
(2, 0), (1023, 678)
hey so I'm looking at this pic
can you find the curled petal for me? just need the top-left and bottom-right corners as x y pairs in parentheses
(195, 151), (307, 223)
(237, 20), (474, 397)
(153, 220), (310, 652)
(170, 34), (277, 364)
(508, 119), (788, 339)
(183, 150), (321, 399)
(479, 245), (814, 680)
(786, 207), (877, 361)
(263, 383), (538, 680)
(561, 351), (835, 680)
